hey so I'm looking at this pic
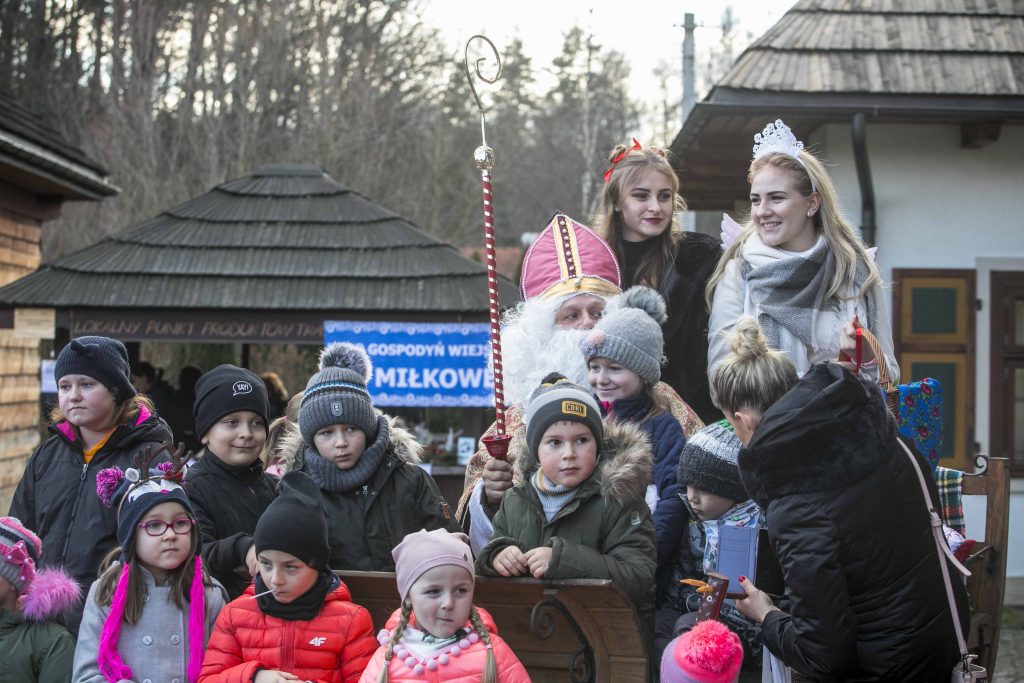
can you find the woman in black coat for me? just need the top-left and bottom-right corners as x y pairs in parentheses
(593, 141), (721, 423)
(712, 317), (969, 681)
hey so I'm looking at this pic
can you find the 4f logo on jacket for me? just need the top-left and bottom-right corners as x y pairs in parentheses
(309, 636), (327, 647)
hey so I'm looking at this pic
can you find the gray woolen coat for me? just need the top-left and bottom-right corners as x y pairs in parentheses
(71, 566), (227, 683)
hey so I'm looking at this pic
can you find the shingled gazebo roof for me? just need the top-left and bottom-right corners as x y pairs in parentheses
(671, 0), (1024, 210)
(0, 163), (518, 342)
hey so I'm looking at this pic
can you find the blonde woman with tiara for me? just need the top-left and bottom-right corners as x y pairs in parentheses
(594, 140), (722, 423)
(706, 120), (898, 388)
(713, 317), (967, 680)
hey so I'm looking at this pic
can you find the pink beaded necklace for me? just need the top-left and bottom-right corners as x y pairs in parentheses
(376, 627), (484, 676)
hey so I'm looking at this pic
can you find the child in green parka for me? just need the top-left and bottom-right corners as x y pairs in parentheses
(476, 373), (656, 642)
(0, 517), (78, 683)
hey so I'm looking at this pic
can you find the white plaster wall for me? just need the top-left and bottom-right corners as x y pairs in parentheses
(816, 122), (1024, 581)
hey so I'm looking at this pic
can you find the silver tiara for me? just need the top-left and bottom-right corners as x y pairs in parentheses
(752, 119), (815, 191)
(753, 119), (804, 160)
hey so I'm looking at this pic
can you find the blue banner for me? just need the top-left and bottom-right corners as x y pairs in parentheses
(323, 321), (494, 407)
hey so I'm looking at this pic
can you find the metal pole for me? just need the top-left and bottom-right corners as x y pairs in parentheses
(464, 36), (511, 460)
(682, 12), (696, 125)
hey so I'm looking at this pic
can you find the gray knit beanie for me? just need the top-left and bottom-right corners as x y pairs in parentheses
(580, 286), (667, 385)
(524, 372), (603, 459)
(677, 420), (748, 502)
(299, 343), (378, 446)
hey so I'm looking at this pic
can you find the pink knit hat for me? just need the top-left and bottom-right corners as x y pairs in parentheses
(0, 517), (80, 622)
(520, 212), (621, 301)
(393, 528), (475, 602)
(660, 620), (743, 683)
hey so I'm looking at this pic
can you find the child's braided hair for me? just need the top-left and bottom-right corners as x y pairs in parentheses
(376, 601), (414, 683)
(470, 606), (499, 683)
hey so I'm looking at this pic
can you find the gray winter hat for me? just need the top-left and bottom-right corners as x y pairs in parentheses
(677, 420), (748, 502)
(580, 286), (667, 385)
(299, 343), (378, 446)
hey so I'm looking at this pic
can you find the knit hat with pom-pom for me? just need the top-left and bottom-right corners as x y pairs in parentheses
(580, 285), (667, 385)
(299, 342), (378, 445)
(660, 619), (743, 683)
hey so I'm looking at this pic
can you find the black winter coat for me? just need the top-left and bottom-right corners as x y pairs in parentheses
(8, 409), (172, 634)
(181, 450), (278, 599)
(630, 232), (721, 424)
(294, 416), (460, 571)
(741, 363), (969, 681)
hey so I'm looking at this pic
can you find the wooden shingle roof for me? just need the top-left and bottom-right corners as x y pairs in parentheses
(0, 163), (518, 315)
(723, 0), (1024, 96)
(0, 92), (119, 199)
(671, 0), (1024, 211)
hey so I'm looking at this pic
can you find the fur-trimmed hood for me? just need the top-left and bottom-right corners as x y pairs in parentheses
(513, 418), (653, 505)
(280, 414), (422, 473)
(739, 362), (894, 509)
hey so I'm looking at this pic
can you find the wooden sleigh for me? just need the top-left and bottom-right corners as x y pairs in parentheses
(956, 454), (1010, 676)
(337, 571), (649, 683)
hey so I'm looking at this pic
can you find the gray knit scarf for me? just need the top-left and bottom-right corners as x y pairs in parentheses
(742, 238), (876, 352)
(531, 470), (578, 521)
(303, 415), (389, 492)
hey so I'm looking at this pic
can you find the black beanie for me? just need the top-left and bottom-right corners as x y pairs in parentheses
(255, 471), (329, 571)
(54, 336), (136, 401)
(524, 372), (604, 459)
(193, 365), (270, 438)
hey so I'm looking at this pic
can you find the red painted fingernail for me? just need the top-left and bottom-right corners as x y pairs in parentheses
(739, 576), (747, 582)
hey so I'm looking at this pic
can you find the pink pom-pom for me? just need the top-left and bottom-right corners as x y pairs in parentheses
(439, 654), (450, 665)
(395, 647), (407, 659)
(450, 645), (462, 656)
(467, 632), (479, 644)
(426, 659), (438, 671)
(585, 329), (605, 345)
(21, 568), (80, 622)
(95, 467), (125, 508)
(677, 620), (744, 677)
(376, 629), (389, 645)
(458, 638), (470, 649)
(413, 664), (424, 675)
(404, 657), (415, 668)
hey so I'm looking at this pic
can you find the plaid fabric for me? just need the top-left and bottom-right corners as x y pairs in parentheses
(934, 466), (965, 535)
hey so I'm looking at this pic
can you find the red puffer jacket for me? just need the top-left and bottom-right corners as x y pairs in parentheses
(199, 581), (377, 683)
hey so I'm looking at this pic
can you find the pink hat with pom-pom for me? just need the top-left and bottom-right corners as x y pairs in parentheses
(661, 620), (744, 683)
(0, 516), (41, 594)
(0, 517), (80, 622)
(520, 212), (621, 301)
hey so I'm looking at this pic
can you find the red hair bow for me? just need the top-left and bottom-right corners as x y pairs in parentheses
(603, 138), (642, 182)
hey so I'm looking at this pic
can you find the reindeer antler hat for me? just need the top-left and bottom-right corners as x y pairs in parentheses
(96, 442), (195, 549)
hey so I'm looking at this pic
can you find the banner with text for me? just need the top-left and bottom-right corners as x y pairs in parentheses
(323, 321), (493, 407)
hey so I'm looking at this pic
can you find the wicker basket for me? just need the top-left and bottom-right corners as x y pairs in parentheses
(839, 326), (899, 417)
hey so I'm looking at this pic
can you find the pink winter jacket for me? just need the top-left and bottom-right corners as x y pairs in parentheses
(357, 607), (530, 683)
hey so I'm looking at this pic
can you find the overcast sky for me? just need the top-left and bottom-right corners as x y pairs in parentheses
(417, 1), (798, 140)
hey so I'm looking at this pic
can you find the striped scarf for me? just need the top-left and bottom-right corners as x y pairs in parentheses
(531, 470), (578, 521)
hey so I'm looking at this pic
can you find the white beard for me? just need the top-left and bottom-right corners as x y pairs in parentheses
(498, 295), (620, 406)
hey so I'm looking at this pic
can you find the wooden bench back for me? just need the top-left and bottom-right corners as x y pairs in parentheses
(960, 455), (1010, 675)
(336, 571), (648, 683)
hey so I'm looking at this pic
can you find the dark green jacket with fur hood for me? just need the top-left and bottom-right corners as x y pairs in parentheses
(476, 420), (656, 610)
(283, 415), (460, 571)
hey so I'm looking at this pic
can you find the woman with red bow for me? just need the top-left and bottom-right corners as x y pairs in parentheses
(592, 140), (723, 423)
